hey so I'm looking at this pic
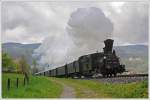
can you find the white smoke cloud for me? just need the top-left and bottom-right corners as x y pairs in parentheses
(67, 7), (113, 51)
(35, 7), (114, 69)
(34, 32), (75, 68)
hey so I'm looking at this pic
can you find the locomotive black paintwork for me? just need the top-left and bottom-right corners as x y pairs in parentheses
(35, 39), (125, 77)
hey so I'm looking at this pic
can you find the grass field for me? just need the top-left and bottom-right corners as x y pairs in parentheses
(2, 73), (63, 98)
(2, 73), (148, 98)
(52, 78), (148, 98)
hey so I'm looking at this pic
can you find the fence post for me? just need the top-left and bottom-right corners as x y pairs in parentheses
(27, 78), (29, 84)
(25, 73), (29, 84)
(16, 78), (19, 88)
(7, 78), (10, 90)
(24, 77), (26, 86)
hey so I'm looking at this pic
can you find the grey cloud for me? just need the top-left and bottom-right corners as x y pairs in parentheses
(2, 2), (67, 43)
(103, 2), (148, 45)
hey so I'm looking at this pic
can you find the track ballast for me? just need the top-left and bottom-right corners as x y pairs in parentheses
(78, 74), (148, 84)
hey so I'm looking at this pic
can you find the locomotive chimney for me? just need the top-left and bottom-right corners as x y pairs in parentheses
(103, 39), (114, 53)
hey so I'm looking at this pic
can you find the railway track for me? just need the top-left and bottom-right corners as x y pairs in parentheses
(77, 73), (148, 79)
(79, 74), (148, 84)
(114, 73), (148, 78)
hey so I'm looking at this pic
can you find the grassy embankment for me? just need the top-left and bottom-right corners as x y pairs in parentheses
(51, 78), (148, 98)
(2, 73), (63, 98)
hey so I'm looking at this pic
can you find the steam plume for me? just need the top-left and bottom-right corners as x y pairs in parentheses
(34, 7), (113, 70)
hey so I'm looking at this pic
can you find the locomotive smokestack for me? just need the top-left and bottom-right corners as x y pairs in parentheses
(103, 39), (114, 53)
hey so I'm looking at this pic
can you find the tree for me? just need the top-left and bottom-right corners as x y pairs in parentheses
(19, 55), (29, 74)
(32, 59), (38, 74)
(19, 55), (30, 83)
(2, 52), (15, 72)
(2, 52), (12, 68)
(13, 59), (21, 73)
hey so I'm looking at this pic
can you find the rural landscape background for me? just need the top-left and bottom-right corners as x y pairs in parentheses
(2, 42), (148, 73)
(1, 1), (148, 98)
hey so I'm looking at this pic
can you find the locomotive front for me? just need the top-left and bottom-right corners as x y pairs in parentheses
(100, 39), (125, 77)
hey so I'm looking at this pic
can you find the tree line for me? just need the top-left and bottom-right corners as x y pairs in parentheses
(2, 52), (38, 75)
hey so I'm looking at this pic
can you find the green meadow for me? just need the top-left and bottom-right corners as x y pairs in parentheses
(54, 78), (148, 98)
(2, 73), (148, 98)
(2, 73), (62, 98)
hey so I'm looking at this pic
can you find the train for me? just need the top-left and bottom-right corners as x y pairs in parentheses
(35, 39), (125, 78)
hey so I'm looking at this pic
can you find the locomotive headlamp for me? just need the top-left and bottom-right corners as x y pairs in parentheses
(104, 56), (106, 59)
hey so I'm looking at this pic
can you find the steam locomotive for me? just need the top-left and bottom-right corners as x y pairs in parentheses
(35, 39), (125, 78)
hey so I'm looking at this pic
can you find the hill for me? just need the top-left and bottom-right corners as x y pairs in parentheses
(114, 45), (148, 58)
(2, 43), (41, 64)
(114, 45), (148, 73)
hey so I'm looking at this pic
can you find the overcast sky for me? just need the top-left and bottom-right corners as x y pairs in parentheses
(2, 1), (148, 45)
(1, 1), (149, 67)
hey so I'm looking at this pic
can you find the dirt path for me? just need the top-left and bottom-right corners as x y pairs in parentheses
(49, 78), (75, 98)
(49, 78), (102, 98)
(60, 83), (75, 98)
(68, 83), (100, 98)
